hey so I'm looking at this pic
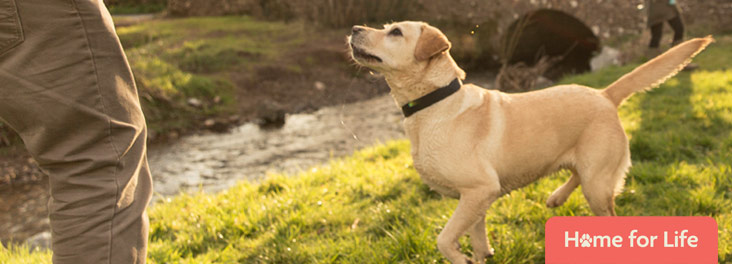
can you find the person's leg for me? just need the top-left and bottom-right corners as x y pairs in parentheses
(648, 22), (664, 48)
(0, 0), (151, 263)
(646, 22), (664, 58)
(668, 15), (685, 46)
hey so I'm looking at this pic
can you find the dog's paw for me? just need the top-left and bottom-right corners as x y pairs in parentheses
(472, 247), (494, 264)
(479, 247), (495, 258)
(546, 194), (568, 208)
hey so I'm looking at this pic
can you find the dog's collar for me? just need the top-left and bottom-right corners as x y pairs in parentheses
(401, 78), (462, 118)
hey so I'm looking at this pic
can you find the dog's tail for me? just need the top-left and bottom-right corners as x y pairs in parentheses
(602, 36), (713, 107)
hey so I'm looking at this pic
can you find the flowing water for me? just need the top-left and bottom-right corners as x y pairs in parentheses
(147, 95), (405, 196)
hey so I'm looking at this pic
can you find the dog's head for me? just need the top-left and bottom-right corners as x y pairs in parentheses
(348, 21), (452, 72)
(348, 21), (465, 104)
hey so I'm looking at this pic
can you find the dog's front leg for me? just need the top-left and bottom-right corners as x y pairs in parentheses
(437, 188), (500, 264)
(468, 213), (494, 264)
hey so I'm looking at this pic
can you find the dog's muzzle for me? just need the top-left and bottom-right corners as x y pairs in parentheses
(348, 28), (382, 63)
(349, 43), (382, 63)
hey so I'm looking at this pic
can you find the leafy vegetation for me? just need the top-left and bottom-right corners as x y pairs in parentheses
(3, 34), (731, 264)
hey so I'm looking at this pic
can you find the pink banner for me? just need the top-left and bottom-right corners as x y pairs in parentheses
(545, 216), (718, 263)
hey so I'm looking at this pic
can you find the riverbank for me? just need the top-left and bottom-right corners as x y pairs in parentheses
(0, 15), (389, 245)
(0, 15), (388, 185)
(4, 34), (732, 262)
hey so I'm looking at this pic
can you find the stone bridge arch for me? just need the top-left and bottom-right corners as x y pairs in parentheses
(501, 9), (600, 80)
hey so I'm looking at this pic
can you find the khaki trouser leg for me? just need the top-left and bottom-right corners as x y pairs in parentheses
(0, 0), (152, 263)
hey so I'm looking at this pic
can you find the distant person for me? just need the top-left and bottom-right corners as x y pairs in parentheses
(0, 0), (151, 263)
(646, 0), (697, 69)
(647, 0), (685, 51)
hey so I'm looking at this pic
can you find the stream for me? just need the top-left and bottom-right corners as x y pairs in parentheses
(148, 95), (404, 196)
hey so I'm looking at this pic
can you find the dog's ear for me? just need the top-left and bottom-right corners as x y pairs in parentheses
(414, 24), (451, 61)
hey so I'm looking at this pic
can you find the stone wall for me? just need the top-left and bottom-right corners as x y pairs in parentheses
(679, 0), (732, 33)
(163, 0), (732, 68)
(416, 0), (643, 42)
(164, 0), (731, 36)
(413, 0), (732, 46)
(166, 0), (260, 17)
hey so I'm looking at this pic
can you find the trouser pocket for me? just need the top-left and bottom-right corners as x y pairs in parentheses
(0, 0), (23, 56)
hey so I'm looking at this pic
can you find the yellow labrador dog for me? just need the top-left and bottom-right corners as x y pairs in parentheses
(348, 21), (711, 264)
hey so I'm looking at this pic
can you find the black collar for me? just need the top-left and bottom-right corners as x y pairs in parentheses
(401, 78), (462, 118)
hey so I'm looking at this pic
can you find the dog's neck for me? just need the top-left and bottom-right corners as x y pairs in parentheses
(384, 53), (466, 106)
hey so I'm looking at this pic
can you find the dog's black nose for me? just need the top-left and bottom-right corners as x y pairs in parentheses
(352, 26), (365, 35)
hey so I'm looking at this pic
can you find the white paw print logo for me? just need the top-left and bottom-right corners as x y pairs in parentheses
(580, 234), (592, 247)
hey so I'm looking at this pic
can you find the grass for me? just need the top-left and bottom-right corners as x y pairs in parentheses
(0, 244), (51, 264)
(115, 16), (306, 136)
(3, 36), (732, 263)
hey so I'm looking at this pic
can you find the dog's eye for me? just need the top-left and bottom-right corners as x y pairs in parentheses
(388, 28), (402, 37)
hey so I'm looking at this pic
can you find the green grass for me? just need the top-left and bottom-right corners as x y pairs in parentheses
(116, 16), (306, 135)
(3, 36), (732, 263)
(0, 244), (51, 264)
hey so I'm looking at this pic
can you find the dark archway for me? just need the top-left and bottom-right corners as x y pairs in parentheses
(502, 9), (600, 80)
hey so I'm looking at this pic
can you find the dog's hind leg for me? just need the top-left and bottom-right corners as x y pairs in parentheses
(438, 187), (500, 264)
(467, 213), (494, 264)
(576, 126), (630, 216)
(581, 178), (618, 216)
(582, 150), (630, 216)
(546, 169), (580, 208)
(576, 159), (623, 216)
(576, 163), (618, 216)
